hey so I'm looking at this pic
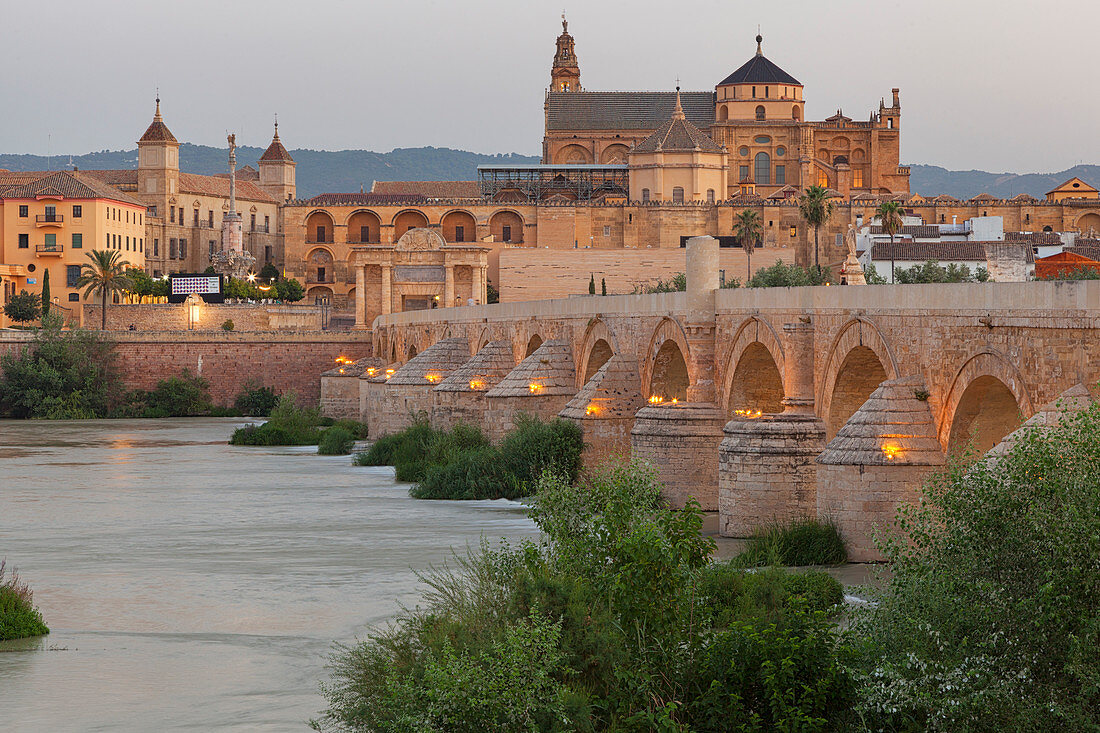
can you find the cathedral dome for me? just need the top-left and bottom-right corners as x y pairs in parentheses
(717, 35), (801, 87)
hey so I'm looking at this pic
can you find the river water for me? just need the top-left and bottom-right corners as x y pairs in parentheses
(0, 418), (540, 732)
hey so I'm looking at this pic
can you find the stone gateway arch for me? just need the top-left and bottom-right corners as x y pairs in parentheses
(325, 237), (1100, 561)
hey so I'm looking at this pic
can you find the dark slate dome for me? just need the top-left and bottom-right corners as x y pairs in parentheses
(718, 36), (801, 87)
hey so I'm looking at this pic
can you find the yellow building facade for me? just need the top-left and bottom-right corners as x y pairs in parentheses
(0, 171), (146, 327)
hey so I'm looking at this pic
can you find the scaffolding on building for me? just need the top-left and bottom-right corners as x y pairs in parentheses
(477, 164), (629, 202)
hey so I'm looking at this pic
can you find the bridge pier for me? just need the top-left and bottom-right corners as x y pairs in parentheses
(631, 403), (726, 510)
(559, 353), (645, 466)
(484, 339), (577, 441)
(431, 340), (516, 431)
(366, 337), (472, 437)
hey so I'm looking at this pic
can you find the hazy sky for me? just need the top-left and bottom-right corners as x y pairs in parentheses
(4, 0), (1098, 173)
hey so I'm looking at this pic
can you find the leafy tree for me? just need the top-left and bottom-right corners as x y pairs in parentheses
(275, 277), (304, 302)
(853, 402), (1100, 730)
(863, 262), (889, 284)
(126, 267), (157, 299)
(735, 208), (762, 279)
(875, 200), (905, 249)
(40, 268), (50, 319)
(486, 279), (500, 304)
(234, 382), (279, 417)
(77, 250), (133, 330)
(3, 290), (42, 325)
(747, 260), (831, 287)
(636, 272), (687, 293)
(798, 184), (835, 273)
(894, 259), (979, 284)
(258, 263), (280, 281)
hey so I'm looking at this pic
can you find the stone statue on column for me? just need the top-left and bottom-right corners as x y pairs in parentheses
(210, 131), (256, 280)
(841, 223), (866, 285)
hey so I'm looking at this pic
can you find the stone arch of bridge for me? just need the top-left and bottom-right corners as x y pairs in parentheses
(721, 316), (786, 417)
(517, 326), (548, 362)
(939, 350), (1033, 454)
(641, 316), (692, 402)
(474, 327), (492, 354)
(818, 318), (900, 439)
(577, 318), (621, 387)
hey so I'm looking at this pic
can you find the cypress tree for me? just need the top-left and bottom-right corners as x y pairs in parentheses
(41, 269), (50, 318)
(588, 273), (595, 295)
(601, 277), (607, 296)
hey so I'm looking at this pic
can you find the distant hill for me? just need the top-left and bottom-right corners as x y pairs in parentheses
(908, 164), (1100, 200)
(0, 145), (541, 199)
(1, 145), (1096, 201)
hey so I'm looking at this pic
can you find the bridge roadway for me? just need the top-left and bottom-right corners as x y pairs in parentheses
(340, 238), (1100, 560)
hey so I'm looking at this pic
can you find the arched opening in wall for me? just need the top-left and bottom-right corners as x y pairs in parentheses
(650, 340), (689, 402)
(556, 144), (593, 165)
(672, 186), (685, 203)
(525, 334), (543, 357)
(583, 339), (613, 383)
(947, 376), (1021, 455)
(441, 210), (477, 243)
(754, 152), (771, 185)
(755, 105), (766, 121)
(1043, 225), (1053, 233)
(490, 210), (524, 243)
(718, 105), (729, 122)
(347, 210), (381, 243)
(407, 343), (418, 360)
(390, 342), (397, 361)
(306, 211), (334, 243)
(393, 210), (429, 235)
(1078, 212), (1100, 236)
(727, 343), (784, 416)
(792, 105), (801, 121)
(306, 285), (333, 305)
(600, 144), (630, 164)
(307, 247), (334, 284)
(826, 346), (887, 439)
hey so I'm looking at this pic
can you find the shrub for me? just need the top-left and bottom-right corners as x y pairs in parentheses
(140, 370), (212, 417)
(0, 560), (49, 641)
(851, 401), (1100, 730)
(731, 518), (847, 567)
(354, 432), (405, 466)
(3, 290), (42, 325)
(746, 260), (831, 288)
(318, 426), (355, 455)
(234, 383), (279, 417)
(497, 413), (584, 492)
(412, 446), (520, 500)
(330, 418), (368, 439)
(229, 393), (322, 446)
(697, 563), (844, 628)
(220, 319), (234, 331)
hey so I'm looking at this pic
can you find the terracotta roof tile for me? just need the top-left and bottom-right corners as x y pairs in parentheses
(178, 172), (276, 203)
(0, 171), (145, 206)
(259, 130), (294, 163)
(371, 181), (481, 198)
(300, 192), (426, 207)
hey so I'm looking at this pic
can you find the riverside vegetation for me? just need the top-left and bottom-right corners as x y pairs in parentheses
(318, 402), (1100, 731)
(353, 414), (583, 500)
(230, 394), (367, 454)
(0, 560), (49, 642)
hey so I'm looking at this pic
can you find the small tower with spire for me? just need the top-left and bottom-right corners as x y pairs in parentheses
(259, 116), (297, 201)
(137, 96), (179, 200)
(550, 12), (581, 92)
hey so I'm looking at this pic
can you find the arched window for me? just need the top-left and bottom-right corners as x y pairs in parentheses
(755, 105), (766, 121)
(718, 105), (729, 121)
(641, 188), (651, 203)
(817, 169), (829, 188)
(707, 189), (715, 204)
(792, 105), (801, 121)
(754, 152), (771, 185)
(672, 186), (685, 203)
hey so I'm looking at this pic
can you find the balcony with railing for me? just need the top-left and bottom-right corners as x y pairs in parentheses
(36, 213), (64, 227)
(36, 244), (64, 255)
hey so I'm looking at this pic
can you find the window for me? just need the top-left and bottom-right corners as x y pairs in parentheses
(502, 225), (512, 242)
(209, 241), (216, 256)
(317, 266), (326, 282)
(139, 239), (143, 252)
(360, 225), (371, 242)
(853, 169), (864, 188)
(940, 214), (945, 223)
(169, 238), (177, 259)
(106, 233), (110, 248)
(264, 215), (270, 232)
(754, 136), (770, 144)
(18, 205), (28, 217)
(149, 205), (158, 217)
(208, 211), (214, 227)
(68, 292), (79, 302)
(126, 236), (130, 251)
(454, 225), (464, 242)
(316, 225), (326, 242)
(178, 207), (183, 224)
(776, 146), (786, 157)
(888, 118), (894, 129)
(264, 245), (272, 262)
(775, 165), (785, 185)
(641, 188), (650, 202)
(44, 233), (57, 250)
(44, 205), (56, 221)
(193, 210), (199, 226)
(754, 152), (771, 184)
(817, 169), (829, 188)
(153, 239), (159, 256)
(603, 225), (611, 237)
(790, 226), (798, 238)
(250, 213), (256, 231)
(170, 207), (175, 223)
(1026, 213), (1031, 224)
(739, 165), (749, 181)
(755, 105), (765, 121)
(178, 238), (186, 259)
(126, 211), (129, 223)
(72, 233), (82, 248)
(18, 233), (28, 248)
(72, 205), (82, 218)
(67, 265), (80, 287)
(765, 86), (769, 98)
(707, 189), (715, 204)
(752, 86), (757, 97)
(672, 186), (685, 203)
(739, 146), (749, 156)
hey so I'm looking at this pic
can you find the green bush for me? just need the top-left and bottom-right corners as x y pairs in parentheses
(0, 560), (49, 641)
(229, 393), (322, 446)
(746, 260), (832, 287)
(317, 458), (856, 732)
(318, 426), (355, 455)
(497, 413), (584, 490)
(330, 418), (368, 439)
(731, 518), (847, 567)
(354, 433), (405, 466)
(141, 370), (212, 417)
(412, 447), (520, 500)
(851, 401), (1100, 730)
(234, 383), (279, 417)
(697, 563), (844, 628)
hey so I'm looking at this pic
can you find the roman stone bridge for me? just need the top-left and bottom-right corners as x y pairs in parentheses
(329, 238), (1100, 560)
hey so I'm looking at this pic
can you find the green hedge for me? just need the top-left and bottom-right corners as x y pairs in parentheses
(731, 518), (847, 567)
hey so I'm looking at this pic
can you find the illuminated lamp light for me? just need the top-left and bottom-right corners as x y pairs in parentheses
(365, 368), (377, 376)
(585, 403), (599, 416)
(469, 379), (486, 390)
(648, 395), (664, 404)
(882, 442), (901, 461)
(425, 374), (441, 384)
(338, 368), (345, 374)
(734, 409), (763, 419)
(528, 382), (543, 394)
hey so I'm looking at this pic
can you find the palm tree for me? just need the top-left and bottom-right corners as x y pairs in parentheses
(77, 250), (133, 330)
(735, 209), (762, 283)
(798, 184), (835, 274)
(876, 200), (905, 282)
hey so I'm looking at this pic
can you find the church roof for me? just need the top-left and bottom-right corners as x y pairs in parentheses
(372, 180), (481, 198)
(139, 99), (178, 144)
(0, 171), (145, 206)
(718, 38), (801, 87)
(259, 125), (294, 163)
(546, 91), (714, 131)
(632, 91), (724, 154)
(1046, 176), (1098, 197)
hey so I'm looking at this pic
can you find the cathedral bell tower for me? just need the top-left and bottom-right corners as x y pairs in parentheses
(137, 96), (179, 200)
(550, 13), (581, 92)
